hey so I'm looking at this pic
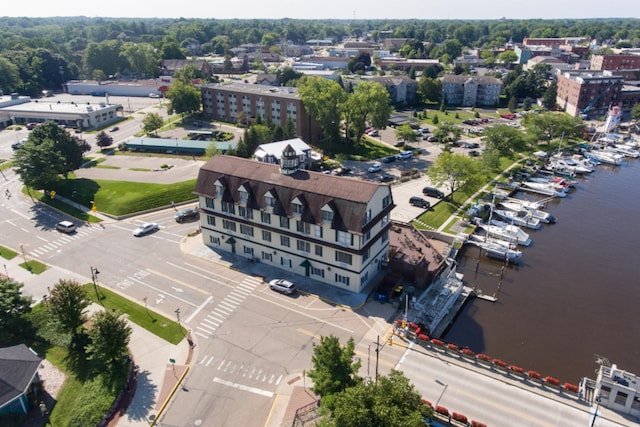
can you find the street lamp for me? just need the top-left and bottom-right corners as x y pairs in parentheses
(90, 267), (101, 302)
(19, 244), (29, 270)
(175, 308), (181, 325)
(590, 396), (601, 427)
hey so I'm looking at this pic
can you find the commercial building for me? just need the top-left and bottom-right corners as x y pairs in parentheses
(441, 75), (502, 107)
(201, 83), (322, 143)
(590, 54), (640, 71)
(555, 71), (624, 118)
(194, 154), (395, 293)
(581, 363), (640, 419)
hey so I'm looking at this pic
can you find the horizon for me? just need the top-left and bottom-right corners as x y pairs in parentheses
(2, 0), (639, 21)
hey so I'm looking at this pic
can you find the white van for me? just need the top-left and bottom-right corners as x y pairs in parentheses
(55, 221), (77, 233)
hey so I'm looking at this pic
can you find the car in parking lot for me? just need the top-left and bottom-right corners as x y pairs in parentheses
(367, 162), (382, 173)
(396, 150), (413, 160)
(463, 142), (480, 149)
(394, 141), (405, 147)
(175, 207), (200, 223)
(332, 167), (352, 176)
(132, 222), (159, 237)
(55, 220), (77, 233)
(26, 122), (40, 130)
(109, 126), (119, 132)
(469, 150), (480, 157)
(11, 139), (27, 150)
(379, 174), (396, 183)
(269, 278), (296, 295)
(367, 129), (379, 137)
(422, 186), (445, 198)
(381, 155), (396, 163)
(409, 196), (430, 208)
(427, 136), (439, 142)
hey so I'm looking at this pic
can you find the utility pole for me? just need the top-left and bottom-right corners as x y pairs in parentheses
(90, 267), (101, 302)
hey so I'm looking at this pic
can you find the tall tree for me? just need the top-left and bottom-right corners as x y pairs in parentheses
(542, 81), (558, 111)
(481, 124), (526, 158)
(342, 81), (391, 144)
(395, 124), (417, 143)
(85, 309), (132, 366)
(95, 131), (114, 148)
(166, 81), (202, 118)
(417, 76), (442, 104)
(427, 151), (481, 196)
(320, 370), (430, 427)
(0, 279), (33, 334)
(308, 335), (361, 398)
(297, 77), (347, 149)
(142, 112), (164, 136)
(0, 56), (23, 93)
(48, 279), (90, 336)
(523, 112), (583, 145)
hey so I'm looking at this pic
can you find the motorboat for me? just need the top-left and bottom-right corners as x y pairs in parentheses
(468, 234), (523, 264)
(521, 181), (568, 198)
(476, 220), (532, 246)
(503, 197), (547, 211)
(572, 154), (600, 168)
(607, 145), (639, 158)
(547, 158), (593, 174)
(585, 150), (623, 166)
(499, 201), (556, 224)
(493, 208), (542, 230)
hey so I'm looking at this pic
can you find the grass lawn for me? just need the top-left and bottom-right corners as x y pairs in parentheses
(83, 283), (187, 345)
(19, 259), (47, 274)
(0, 245), (18, 260)
(315, 138), (397, 162)
(23, 187), (102, 223)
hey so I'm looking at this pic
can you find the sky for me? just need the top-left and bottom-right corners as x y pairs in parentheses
(2, 0), (640, 20)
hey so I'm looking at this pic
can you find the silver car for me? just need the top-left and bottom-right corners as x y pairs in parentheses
(133, 222), (159, 237)
(268, 279), (296, 295)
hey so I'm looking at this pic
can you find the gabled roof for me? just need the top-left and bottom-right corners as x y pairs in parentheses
(0, 344), (42, 408)
(441, 74), (502, 85)
(254, 138), (311, 160)
(195, 155), (388, 233)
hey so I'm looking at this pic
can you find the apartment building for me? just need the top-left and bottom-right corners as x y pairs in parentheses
(590, 54), (640, 71)
(555, 71), (624, 118)
(441, 75), (502, 107)
(194, 153), (395, 293)
(201, 83), (322, 143)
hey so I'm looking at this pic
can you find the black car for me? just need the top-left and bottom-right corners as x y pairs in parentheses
(409, 196), (430, 208)
(381, 155), (396, 163)
(379, 174), (396, 183)
(469, 150), (480, 157)
(175, 207), (200, 223)
(422, 186), (445, 198)
(332, 167), (352, 176)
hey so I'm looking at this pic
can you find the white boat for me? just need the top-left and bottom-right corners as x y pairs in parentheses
(468, 234), (523, 264)
(607, 145), (639, 158)
(503, 197), (547, 210)
(493, 208), (542, 230)
(572, 154), (600, 167)
(521, 181), (568, 198)
(585, 150), (623, 166)
(548, 158), (594, 174)
(477, 220), (532, 246)
(499, 201), (556, 224)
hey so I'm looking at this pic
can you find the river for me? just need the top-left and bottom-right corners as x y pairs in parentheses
(443, 155), (640, 384)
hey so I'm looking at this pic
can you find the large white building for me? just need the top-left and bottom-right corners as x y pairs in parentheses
(194, 152), (395, 293)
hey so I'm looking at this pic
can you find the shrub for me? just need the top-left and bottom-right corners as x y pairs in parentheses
(421, 399), (432, 407)
(408, 322), (419, 330)
(544, 376), (560, 386)
(452, 412), (468, 423)
(461, 348), (475, 357)
(435, 405), (449, 416)
(447, 343), (459, 351)
(431, 338), (445, 347)
(417, 334), (429, 341)
(493, 358), (508, 368)
(528, 370), (541, 380)
(477, 353), (491, 362)
(471, 421), (487, 427)
(563, 383), (579, 393)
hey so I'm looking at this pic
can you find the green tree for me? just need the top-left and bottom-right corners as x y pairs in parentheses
(427, 151), (481, 196)
(632, 103), (640, 122)
(342, 81), (391, 143)
(482, 124), (526, 158)
(417, 76), (442, 104)
(436, 122), (463, 144)
(320, 370), (430, 427)
(542, 81), (558, 111)
(85, 309), (132, 366)
(14, 121), (84, 189)
(523, 112), (583, 145)
(0, 279), (33, 334)
(121, 42), (160, 77)
(508, 96), (517, 112)
(48, 279), (90, 336)
(160, 41), (186, 60)
(431, 113), (439, 125)
(166, 81), (202, 118)
(142, 112), (164, 136)
(95, 131), (114, 148)
(174, 64), (206, 85)
(497, 50), (518, 66)
(297, 77), (347, 150)
(307, 335), (361, 398)
(0, 57), (23, 93)
(395, 124), (417, 143)
(481, 50), (496, 67)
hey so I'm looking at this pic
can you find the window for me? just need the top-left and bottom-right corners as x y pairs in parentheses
(261, 212), (271, 224)
(209, 236), (220, 245)
(280, 236), (290, 247)
(297, 220), (310, 235)
(363, 230), (371, 243)
(614, 391), (628, 406)
(361, 272), (369, 286)
(297, 240), (310, 253)
(262, 230), (271, 242)
(214, 184), (224, 198)
(382, 195), (391, 208)
(261, 251), (273, 262)
(337, 230), (353, 246)
(382, 214), (389, 225)
(238, 206), (253, 219)
(336, 251), (352, 265)
(239, 188), (249, 204)
(311, 267), (324, 277)
(205, 197), (215, 209)
(363, 248), (370, 262)
(243, 246), (254, 256)
(600, 385), (611, 400)
(315, 245), (323, 256)
(240, 224), (254, 237)
(364, 209), (372, 224)
(222, 201), (235, 215)
(315, 225), (323, 238)
(207, 215), (216, 226)
(335, 274), (350, 286)
(280, 216), (290, 229)
(222, 219), (236, 232)
(382, 230), (389, 242)
(292, 202), (303, 215)
(264, 194), (275, 208)
(322, 210), (334, 222)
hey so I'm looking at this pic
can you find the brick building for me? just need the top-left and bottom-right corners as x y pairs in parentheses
(441, 75), (502, 107)
(555, 71), (625, 118)
(201, 83), (322, 143)
(590, 54), (640, 71)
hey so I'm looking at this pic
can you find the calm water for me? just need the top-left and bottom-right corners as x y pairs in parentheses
(444, 156), (640, 384)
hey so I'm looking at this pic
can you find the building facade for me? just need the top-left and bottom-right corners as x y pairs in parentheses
(590, 54), (640, 71)
(584, 364), (640, 419)
(201, 83), (322, 143)
(555, 71), (624, 118)
(370, 76), (418, 105)
(441, 75), (502, 107)
(194, 155), (395, 293)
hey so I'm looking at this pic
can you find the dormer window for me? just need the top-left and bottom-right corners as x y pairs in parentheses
(238, 185), (249, 204)
(321, 204), (334, 223)
(264, 193), (275, 209)
(214, 180), (224, 198)
(291, 197), (304, 216)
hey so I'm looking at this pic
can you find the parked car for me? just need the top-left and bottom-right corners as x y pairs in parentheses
(11, 139), (27, 150)
(26, 122), (40, 130)
(422, 186), (445, 198)
(469, 150), (480, 157)
(379, 174), (396, 183)
(55, 220), (77, 234)
(463, 142), (480, 149)
(396, 150), (413, 160)
(109, 126), (119, 132)
(394, 141), (405, 147)
(367, 162), (382, 173)
(427, 136), (439, 142)
(409, 196), (430, 209)
(332, 167), (352, 176)
(381, 155), (396, 163)
(367, 129), (379, 137)
(175, 207), (200, 223)
(133, 222), (159, 237)
(269, 279), (296, 295)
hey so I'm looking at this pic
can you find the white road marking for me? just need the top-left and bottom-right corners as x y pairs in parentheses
(212, 377), (273, 398)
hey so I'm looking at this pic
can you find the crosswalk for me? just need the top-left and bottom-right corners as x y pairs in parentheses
(27, 225), (101, 257)
(193, 275), (262, 339)
(198, 353), (283, 394)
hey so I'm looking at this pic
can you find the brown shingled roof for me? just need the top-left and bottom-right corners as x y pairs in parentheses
(195, 155), (386, 234)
